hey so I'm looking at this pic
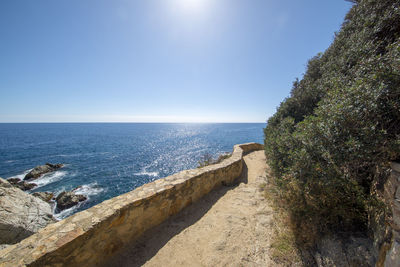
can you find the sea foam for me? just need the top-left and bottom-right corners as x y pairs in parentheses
(53, 182), (104, 220)
(73, 182), (104, 196)
(134, 170), (159, 177)
(34, 171), (68, 188)
(53, 203), (81, 220)
(12, 169), (32, 180)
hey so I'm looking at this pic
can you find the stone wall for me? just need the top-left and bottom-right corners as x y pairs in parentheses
(381, 162), (400, 267)
(0, 143), (264, 267)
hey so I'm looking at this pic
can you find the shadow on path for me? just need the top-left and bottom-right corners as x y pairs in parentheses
(104, 160), (250, 267)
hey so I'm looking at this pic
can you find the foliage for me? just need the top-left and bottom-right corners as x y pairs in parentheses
(264, 0), (400, 240)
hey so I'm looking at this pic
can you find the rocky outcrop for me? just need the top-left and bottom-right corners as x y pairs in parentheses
(7, 178), (21, 184)
(24, 163), (63, 180)
(7, 178), (37, 191)
(0, 178), (13, 189)
(33, 192), (54, 203)
(55, 191), (87, 211)
(0, 178), (55, 245)
(314, 235), (375, 267)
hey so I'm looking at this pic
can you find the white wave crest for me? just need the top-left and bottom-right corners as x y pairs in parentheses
(34, 171), (67, 188)
(73, 182), (104, 196)
(53, 204), (81, 221)
(53, 183), (104, 220)
(12, 169), (32, 180)
(134, 170), (159, 177)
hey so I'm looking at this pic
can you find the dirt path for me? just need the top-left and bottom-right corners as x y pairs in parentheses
(106, 150), (274, 267)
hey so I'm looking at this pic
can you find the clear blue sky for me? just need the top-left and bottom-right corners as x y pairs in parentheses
(0, 0), (353, 123)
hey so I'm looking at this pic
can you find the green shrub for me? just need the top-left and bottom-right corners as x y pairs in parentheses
(264, 0), (400, 241)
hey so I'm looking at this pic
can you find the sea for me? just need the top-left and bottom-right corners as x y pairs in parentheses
(0, 123), (265, 219)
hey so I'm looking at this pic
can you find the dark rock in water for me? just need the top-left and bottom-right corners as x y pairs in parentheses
(7, 178), (37, 191)
(24, 163), (64, 181)
(7, 178), (21, 184)
(32, 192), (54, 203)
(0, 178), (55, 244)
(14, 181), (37, 191)
(56, 191), (87, 211)
(45, 163), (63, 169)
(72, 185), (83, 192)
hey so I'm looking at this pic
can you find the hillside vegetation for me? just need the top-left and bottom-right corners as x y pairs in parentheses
(264, 0), (400, 246)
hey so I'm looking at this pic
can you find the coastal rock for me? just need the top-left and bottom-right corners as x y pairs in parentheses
(73, 185), (83, 192)
(56, 191), (87, 211)
(0, 178), (55, 244)
(0, 178), (13, 188)
(33, 192), (54, 203)
(7, 178), (37, 191)
(15, 181), (37, 191)
(7, 178), (21, 185)
(24, 163), (63, 181)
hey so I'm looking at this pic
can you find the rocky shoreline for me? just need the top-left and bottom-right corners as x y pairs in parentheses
(5, 163), (87, 211)
(24, 163), (64, 181)
(0, 178), (54, 247)
(0, 163), (88, 247)
(6, 163), (64, 192)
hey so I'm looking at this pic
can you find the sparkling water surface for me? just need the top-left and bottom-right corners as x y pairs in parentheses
(0, 123), (265, 219)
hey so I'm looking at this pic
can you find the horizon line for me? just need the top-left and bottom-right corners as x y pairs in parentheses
(0, 121), (266, 124)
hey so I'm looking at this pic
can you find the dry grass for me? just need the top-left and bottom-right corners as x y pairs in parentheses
(262, 176), (304, 266)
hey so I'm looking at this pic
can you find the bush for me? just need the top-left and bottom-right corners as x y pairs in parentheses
(264, 0), (400, 241)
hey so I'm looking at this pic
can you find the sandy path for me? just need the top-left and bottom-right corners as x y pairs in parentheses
(106, 150), (274, 267)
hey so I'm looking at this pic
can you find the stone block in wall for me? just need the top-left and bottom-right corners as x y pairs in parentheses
(393, 200), (400, 232)
(384, 175), (397, 206)
(391, 167), (400, 232)
(385, 233), (400, 267)
(392, 162), (400, 174)
(381, 162), (400, 267)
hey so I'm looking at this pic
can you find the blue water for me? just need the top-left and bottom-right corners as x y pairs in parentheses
(0, 123), (265, 219)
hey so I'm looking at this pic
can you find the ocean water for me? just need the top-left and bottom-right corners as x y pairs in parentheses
(0, 123), (265, 219)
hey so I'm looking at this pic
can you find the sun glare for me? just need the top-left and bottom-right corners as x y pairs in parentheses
(172, 0), (211, 15)
(180, 0), (205, 10)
